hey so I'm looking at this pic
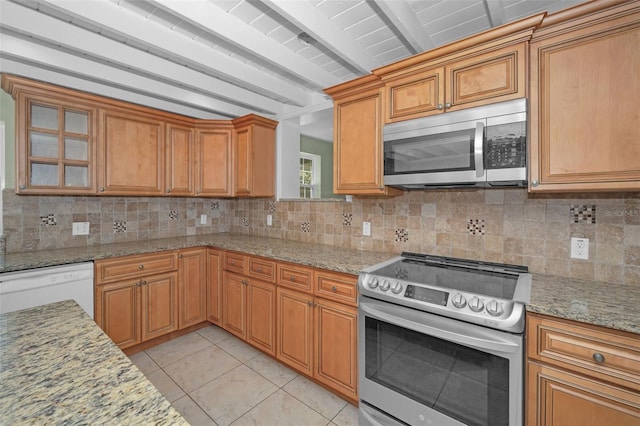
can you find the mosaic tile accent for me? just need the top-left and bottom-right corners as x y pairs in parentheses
(269, 201), (277, 212)
(467, 219), (486, 235)
(342, 213), (353, 226)
(395, 228), (408, 242)
(301, 222), (310, 233)
(210, 201), (219, 211)
(40, 214), (57, 226)
(571, 205), (596, 224)
(113, 221), (127, 233)
(242, 217), (249, 226)
(169, 210), (179, 220)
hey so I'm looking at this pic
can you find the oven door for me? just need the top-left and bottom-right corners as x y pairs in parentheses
(359, 296), (523, 426)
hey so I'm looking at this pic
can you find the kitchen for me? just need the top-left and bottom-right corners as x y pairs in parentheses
(1, 0), (640, 425)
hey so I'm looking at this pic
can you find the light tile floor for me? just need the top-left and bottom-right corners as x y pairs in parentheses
(129, 324), (359, 426)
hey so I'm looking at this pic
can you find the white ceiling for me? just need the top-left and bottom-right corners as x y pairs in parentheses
(0, 0), (586, 141)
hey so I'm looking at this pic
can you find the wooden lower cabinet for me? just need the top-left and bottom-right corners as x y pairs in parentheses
(178, 248), (206, 329)
(95, 272), (178, 349)
(222, 271), (276, 356)
(276, 286), (358, 402)
(206, 249), (222, 325)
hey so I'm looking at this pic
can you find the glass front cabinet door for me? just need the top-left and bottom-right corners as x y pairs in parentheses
(16, 94), (97, 194)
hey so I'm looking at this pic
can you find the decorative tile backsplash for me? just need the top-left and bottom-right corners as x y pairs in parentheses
(3, 188), (640, 285)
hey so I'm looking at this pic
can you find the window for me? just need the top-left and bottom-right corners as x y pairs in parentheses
(299, 152), (321, 199)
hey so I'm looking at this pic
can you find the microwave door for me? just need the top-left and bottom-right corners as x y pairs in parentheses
(384, 119), (486, 186)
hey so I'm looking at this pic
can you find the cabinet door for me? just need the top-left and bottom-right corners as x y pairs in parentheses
(314, 298), (358, 400)
(334, 88), (390, 195)
(246, 278), (276, 356)
(141, 272), (178, 341)
(16, 95), (97, 194)
(446, 43), (526, 112)
(99, 110), (164, 195)
(529, 11), (640, 192)
(248, 122), (276, 197)
(276, 287), (314, 376)
(222, 271), (246, 339)
(527, 362), (640, 426)
(178, 248), (206, 329)
(384, 67), (444, 123)
(95, 280), (140, 349)
(166, 123), (194, 196)
(195, 126), (233, 197)
(207, 249), (222, 325)
(234, 124), (252, 196)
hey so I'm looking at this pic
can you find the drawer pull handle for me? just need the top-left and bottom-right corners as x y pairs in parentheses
(592, 353), (605, 364)
(139, 265), (144, 270)
(332, 286), (337, 292)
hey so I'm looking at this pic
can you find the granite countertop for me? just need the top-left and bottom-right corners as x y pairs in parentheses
(0, 300), (188, 425)
(1, 233), (638, 335)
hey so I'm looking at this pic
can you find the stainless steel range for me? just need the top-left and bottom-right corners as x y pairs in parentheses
(358, 252), (531, 426)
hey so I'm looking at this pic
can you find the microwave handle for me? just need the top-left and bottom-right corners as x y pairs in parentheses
(474, 121), (485, 178)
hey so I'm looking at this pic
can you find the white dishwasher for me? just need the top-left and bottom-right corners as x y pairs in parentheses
(0, 262), (94, 318)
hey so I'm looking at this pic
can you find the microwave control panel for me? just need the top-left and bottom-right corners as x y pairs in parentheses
(485, 136), (526, 169)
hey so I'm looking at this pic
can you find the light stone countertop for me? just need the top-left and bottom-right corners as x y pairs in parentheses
(0, 300), (188, 425)
(0, 233), (638, 334)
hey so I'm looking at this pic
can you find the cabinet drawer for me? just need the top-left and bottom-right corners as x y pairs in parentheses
(528, 313), (640, 391)
(223, 252), (246, 274)
(314, 270), (358, 306)
(247, 257), (276, 283)
(96, 251), (178, 284)
(277, 263), (313, 293)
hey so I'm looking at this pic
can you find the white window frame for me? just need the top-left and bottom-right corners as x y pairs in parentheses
(299, 152), (321, 199)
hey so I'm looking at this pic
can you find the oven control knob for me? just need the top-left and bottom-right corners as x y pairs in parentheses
(390, 282), (404, 294)
(486, 300), (504, 316)
(367, 277), (379, 289)
(380, 280), (391, 292)
(468, 296), (484, 312)
(451, 294), (467, 308)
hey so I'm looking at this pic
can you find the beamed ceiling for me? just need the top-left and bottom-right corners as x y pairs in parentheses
(0, 0), (587, 141)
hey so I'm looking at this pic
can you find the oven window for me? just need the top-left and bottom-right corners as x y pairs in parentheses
(384, 128), (476, 175)
(365, 317), (510, 426)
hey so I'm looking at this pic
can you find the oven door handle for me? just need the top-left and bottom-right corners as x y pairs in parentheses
(474, 121), (485, 178)
(360, 300), (520, 354)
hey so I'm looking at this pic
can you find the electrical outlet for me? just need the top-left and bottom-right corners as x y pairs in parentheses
(363, 222), (371, 237)
(570, 237), (589, 260)
(72, 222), (90, 236)
(267, 215), (273, 226)
(200, 214), (207, 225)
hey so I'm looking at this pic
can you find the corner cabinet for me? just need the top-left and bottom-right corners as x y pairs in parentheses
(529, 1), (640, 192)
(326, 78), (401, 196)
(526, 313), (640, 426)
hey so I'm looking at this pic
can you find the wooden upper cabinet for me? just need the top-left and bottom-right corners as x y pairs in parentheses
(195, 124), (233, 197)
(166, 123), (194, 196)
(328, 81), (401, 196)
(529, 2), (640, 192)
(383, 43), (526, 123)
(232, 115), (278, 197)
(99, 109), (165, 195)
(2, 76), (98, 194)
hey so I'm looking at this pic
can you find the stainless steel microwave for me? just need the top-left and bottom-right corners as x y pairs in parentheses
(383, 98), (527, 189)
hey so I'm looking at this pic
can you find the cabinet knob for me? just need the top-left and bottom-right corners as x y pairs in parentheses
(230, 260), (235, 265)
(141, 280), (147, 286)
(179, 254), (183, 258)
(196, 190), (201, 195)
(135, 280), (141, 287)
(99, 187), (105, 192)
(19, 184), (26, 190)
(531, 179), (539, 187)
(592, 352), (605, 363)
(379, 186), (384, 190)
(445, 102), (452, 108)
(307, 301), (313, 307)
(139, 264), (144, 270)
(290, 275), (296, 282)
(436, 104), (444, 110)
(257, 267), (262, 272)
(331, 286), (338, 293)
(166, 189), (171, 193)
